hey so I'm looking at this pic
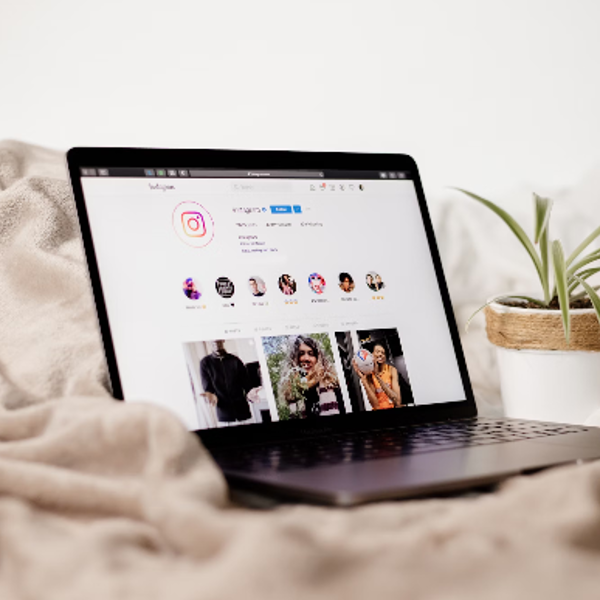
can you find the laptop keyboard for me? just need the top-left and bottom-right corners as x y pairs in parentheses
(213, 417), (588, 473)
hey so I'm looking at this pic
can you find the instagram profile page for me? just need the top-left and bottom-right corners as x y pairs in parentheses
(81, 176), (466, 431)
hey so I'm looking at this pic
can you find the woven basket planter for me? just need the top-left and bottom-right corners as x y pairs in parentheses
(485, 302), (600, 425)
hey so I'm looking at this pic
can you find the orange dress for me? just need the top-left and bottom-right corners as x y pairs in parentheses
(372, 364), (395, 410)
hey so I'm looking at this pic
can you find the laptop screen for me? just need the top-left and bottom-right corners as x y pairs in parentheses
(78, 165), (467, 431)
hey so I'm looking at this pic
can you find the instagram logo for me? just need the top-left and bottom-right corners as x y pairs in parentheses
(173, 202), (214, 248)
(181, 211), (206, 237)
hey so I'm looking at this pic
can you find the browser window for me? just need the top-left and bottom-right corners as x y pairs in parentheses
(80, 171), (466, 431)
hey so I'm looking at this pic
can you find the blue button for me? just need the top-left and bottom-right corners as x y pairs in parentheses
(270, 205), (292, 214)
(293, 205), (302, 213)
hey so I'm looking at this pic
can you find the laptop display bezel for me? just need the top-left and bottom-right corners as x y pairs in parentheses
(67, 147), (477, 448)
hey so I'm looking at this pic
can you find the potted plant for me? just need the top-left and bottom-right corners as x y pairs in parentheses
(457, 189), (600, 425)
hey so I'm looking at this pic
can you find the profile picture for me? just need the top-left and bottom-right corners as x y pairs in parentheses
(172, 201), (215, 249)
(308, 272), (326, 295)
(262, 333), (346, 421)
(338, 272), (355, 293)
(248, 276), (266, 297)
(183, 277), (202, 300)
(365, 271), (385, 291)
(278, 274), (297, 296)
(215, 277), (235, 298)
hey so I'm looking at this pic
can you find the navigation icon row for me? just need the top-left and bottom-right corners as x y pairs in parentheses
(379, 172), (407, 179)
(309, 183), (364, 192)
(145, 169), (189, 177)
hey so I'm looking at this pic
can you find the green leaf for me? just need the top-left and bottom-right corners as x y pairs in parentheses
(465, 294), (547, 332)
(572, 276), (600, 326)
(552, 240), (570, 343)
(576, 267), (600, 279)
(566, 249), (600, 280)
(566, 224), (600, 267)
(567, 267), (600, 295)
(571, 284), (600, 301)
(533, 194), (552, 304)
(539, 228), (551, 304)
(533, 193), (553, 244)
(454, 188), (546, 295)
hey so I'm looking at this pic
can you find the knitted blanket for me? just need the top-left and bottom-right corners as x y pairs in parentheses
(0, 140), (599, 599)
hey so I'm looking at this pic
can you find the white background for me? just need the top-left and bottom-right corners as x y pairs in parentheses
(2, 0), (600, 203)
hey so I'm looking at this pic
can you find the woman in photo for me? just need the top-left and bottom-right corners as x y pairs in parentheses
(338, 272), (355, 293)
(353, 343), (402, 410)
(366, 272), (383, 291)
(278, 274), (296, 295)
(279, 335), (345, 418)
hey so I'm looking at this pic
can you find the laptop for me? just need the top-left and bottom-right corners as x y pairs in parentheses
(67, 148), (600, 506)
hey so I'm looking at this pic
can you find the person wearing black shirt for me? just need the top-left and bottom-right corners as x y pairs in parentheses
(200, 340), (253, 424)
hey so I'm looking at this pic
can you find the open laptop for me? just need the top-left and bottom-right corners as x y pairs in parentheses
(67, 148), (600, 506)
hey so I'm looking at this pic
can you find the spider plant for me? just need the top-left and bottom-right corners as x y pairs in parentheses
(456, 189), (600, 343)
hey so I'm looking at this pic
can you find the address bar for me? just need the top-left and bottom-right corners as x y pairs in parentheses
(189, 169), (324, 178)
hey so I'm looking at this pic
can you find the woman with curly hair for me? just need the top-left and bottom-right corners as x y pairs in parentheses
(279, 335), (345, 419)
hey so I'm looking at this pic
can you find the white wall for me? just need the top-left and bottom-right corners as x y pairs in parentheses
(2, 0), (600, 202)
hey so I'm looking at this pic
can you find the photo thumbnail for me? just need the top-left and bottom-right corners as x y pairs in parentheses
(335, 327), (413, 413)
(182, 277), (202, 300)
(262, 333), (346, 421)
(308, 272), (326, 294)
(366, 271), (385, 291)
(215, 276), (235, 298)
(248, 276), (266, 297)
(278, 274), (297, 296)
(182, 338), (270, 429)
(338, 272), (355, 293)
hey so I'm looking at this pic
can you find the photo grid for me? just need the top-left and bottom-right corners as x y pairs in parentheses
(183, 325), (415, 430)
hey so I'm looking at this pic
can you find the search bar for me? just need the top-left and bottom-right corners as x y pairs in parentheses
(231, 181), (293, 193)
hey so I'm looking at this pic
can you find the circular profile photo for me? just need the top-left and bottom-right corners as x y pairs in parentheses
(215, 277), (235, 298)
(308, 272), (326, 295)
(338, 272), (355, 293)
(183, 277), (202, 300)
(248, 276), (267, 297)
(366, 271), (385, 291)
(278, 274), (297, 296)
(172, 201), (215, 249)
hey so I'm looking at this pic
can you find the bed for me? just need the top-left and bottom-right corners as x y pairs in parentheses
(1, 139), (599, 598)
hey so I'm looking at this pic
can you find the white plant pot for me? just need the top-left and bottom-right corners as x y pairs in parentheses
(486, 302), (600, 425)
(496, 347), (600, 424)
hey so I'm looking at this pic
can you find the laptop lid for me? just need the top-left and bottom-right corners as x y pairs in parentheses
(67, 149), (476, 448)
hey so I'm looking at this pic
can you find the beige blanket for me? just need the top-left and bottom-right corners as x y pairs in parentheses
(1, 140), (599, 599)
